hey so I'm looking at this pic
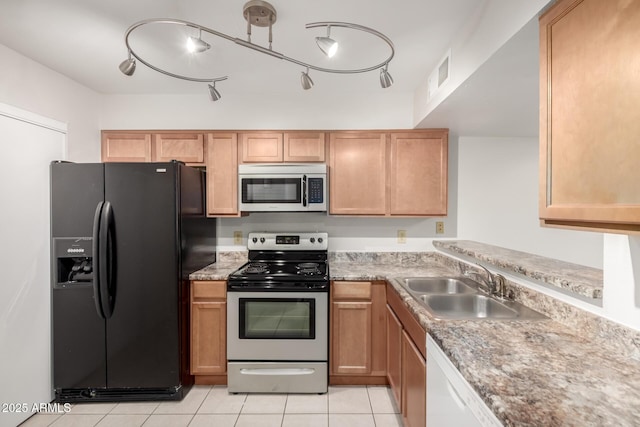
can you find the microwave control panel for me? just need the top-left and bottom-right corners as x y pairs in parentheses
(308, 178), (324, 204)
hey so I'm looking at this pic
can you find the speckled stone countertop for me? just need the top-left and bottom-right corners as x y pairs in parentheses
(433, 240), (603, 300)
(190, 251), (640, 426)
(331, 258), (640, 427)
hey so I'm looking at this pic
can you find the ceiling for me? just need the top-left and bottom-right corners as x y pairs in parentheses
(0, 0), (483, 97)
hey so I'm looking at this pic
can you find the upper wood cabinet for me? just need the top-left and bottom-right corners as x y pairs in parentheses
(329, 132), (388, 215)
(240, 131), (325, 163)
(539, 0), (640, 233)
(102, 132), (152, 162)
(389, 131), (447, 216)
(153, 133), (205, 164)
(206, 133), (239, 217)
(101, 131), (205, 165)
(329, 130), (448, 216)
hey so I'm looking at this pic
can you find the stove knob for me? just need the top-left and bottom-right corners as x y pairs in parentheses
(260, 237), (265, 243)
(310, 237), (315, 243)
(252, 237), (258, 243)
(318, 237), (323, 244)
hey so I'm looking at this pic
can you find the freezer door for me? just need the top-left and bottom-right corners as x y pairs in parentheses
(50, 162), (107, 390)
(104, 163), (183, 389)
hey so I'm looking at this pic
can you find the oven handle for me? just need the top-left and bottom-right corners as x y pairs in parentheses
(239, 368), (316, 376)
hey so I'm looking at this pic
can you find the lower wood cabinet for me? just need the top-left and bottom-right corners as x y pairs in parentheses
(402, 330), (426, 427)
(387, 282), (427, 427)
(190, 280), (227, 384)
(330, 281), (387, 384)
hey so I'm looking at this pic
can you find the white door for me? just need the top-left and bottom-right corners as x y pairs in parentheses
(0, 104), (66, 427)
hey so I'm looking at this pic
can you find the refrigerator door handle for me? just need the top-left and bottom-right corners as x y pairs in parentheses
(100, 201), (116, 319)
(92, 201), (106, 319)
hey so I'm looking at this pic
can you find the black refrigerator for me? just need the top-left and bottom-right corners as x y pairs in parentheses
(50, 161), (216, 402)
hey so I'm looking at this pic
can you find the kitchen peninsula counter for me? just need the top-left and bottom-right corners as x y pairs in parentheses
(190, 250), (640, 426)
(331, 255), (640, 427)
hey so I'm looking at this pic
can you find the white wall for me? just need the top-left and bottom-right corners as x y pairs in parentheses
(100, 90), (413, 130)
(0, 44), (102, 162)
(413, 0), (552, 126)
(456, 136), (603, 268)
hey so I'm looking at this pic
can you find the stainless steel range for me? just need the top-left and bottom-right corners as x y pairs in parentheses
(227, 232), (329, 393)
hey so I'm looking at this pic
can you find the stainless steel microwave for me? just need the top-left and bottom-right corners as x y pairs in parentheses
(238, 164), (327, 212)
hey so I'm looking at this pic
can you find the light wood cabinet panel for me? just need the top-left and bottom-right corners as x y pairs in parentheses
(190, 281), (226, 375)
(284, 132), (325, 162)
(240, 132), (283, 163)
(206, 133), (239, 216)
(153, 133), (204, 164)
(539, 0), (640, 232)
(329, 132), (387, 215)
(331, 300), (372, 374)
(402, 330), (426, 427)
(386, 304), (402, 407)
(101, 132), (152, 162)
(330, 281), (386, 383)
(389, 131), (448, 216)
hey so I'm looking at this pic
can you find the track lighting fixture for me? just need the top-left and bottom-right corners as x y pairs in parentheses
(208, 81), (222, 101)
(118, 52), (136, 76)
(301, 68), (314, 90)
(315, 26), (339, 58)
(379, 66), (394, 88)
(119, 0), (395, 101)
(187, 29), (211, 53)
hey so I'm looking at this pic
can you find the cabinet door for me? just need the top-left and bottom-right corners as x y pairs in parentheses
(153, 133), (205, 164)
(402, 330), (426, 427)
(191, 301), (226, 374)
(390, 131), (448, 216)
(331, 281), (372, 375)
(240, 132), (283, 162)
(387, 305), (402, 408)
(284, 132), (325, 162)
(539, 0), (640, 232)
(206, 133), (239, 216)
(101, 132), (152, 162)
(329, 132), (387, 215)
(191, 281), (226, 375)
(331, 300), (372, 374)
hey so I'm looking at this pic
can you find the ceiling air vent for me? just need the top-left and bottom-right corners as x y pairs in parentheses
(427, 49), (451, 101)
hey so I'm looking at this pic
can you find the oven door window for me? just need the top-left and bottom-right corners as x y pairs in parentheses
(239, 298), (315, 339)
(241, 178), (301, 204)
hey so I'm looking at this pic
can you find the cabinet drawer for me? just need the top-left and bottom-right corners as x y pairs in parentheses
(192, 281), (226, 300)
(332, 281), (372, 300)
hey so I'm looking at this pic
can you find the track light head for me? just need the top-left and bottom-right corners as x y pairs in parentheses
(118, 55), (136, 76)
(208, 82), (222, 101)
(301, 69), (314, 90)
(316, 36), (338, 58)
(187, 30), (211, 53)
(379, 66), (394, 88)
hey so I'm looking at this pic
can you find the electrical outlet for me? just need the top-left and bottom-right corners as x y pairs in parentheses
(397, 230), (407, 244)
(233, 231), (243, 245)
(436, 221), (445, 234)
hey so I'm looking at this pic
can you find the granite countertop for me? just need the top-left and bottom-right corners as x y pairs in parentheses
(433, 240), (604, 299)
(332, 259), (640, 427)
(189, 261), (244, 281)
(190, 255), (640, 426)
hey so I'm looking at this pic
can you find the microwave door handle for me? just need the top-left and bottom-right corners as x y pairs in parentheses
(302, 175), (308, 207)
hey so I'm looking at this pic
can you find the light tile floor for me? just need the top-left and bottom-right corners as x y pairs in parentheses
(19, 386), (403, 427)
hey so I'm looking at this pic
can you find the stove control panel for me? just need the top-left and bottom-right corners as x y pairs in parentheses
(247, 232), (328, 251)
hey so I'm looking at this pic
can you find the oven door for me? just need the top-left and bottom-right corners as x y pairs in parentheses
(227, 291), (328, 361)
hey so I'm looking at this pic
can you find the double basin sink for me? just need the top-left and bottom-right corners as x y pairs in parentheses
(400, 277), (547, 321)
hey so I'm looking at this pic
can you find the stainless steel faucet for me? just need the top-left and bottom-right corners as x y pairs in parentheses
(464, 264), (507, 299)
